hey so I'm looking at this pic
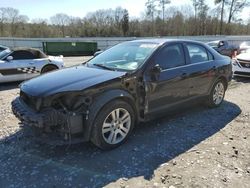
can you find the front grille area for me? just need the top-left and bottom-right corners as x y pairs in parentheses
(20, 91), (37, 111)
(238, 59), (250, 68)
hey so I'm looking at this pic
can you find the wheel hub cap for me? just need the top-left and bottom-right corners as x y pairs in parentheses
(213, 82), (224, 105)
(102, 108), (131, 145)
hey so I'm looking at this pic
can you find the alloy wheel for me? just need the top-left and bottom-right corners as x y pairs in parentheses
(102, 108), (131, 145)
(213, 82), (225, 105)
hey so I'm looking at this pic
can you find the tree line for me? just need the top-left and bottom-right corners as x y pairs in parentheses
(0, 0), (249, 38)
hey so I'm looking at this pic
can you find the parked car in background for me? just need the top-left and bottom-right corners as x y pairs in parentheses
(239, 41), (250, 54)
(0, 45), (8, 52)
(0, 48), (64, 83)
(207, 40), (238, 58)
(232, 48), (250, 77)
(12, 39), (232, 150)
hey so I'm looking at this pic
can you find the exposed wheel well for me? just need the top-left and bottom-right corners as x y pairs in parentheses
(116, 97), (138, 121)
(98, 97), (138, 123)
(85, 91), (139, 141)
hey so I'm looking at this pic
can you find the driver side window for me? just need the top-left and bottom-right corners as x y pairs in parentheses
(10, 51), (36, 60)
(155, 43), (185, 69)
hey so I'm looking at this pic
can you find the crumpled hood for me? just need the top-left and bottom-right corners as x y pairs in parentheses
(21, 66), (126, 97)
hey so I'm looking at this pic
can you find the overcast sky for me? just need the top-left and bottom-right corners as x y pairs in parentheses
(0, 0), (249, 21)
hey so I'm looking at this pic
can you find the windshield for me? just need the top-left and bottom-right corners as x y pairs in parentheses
(87, 42), (159, 71)
(0, 49), (11, 60)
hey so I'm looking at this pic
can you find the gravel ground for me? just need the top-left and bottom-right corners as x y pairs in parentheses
(0, 58), (249, 187)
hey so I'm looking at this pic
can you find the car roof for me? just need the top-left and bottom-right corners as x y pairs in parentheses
(127, 38), (224, 59)
(11, 47), (41, 52)
(127, 38), (207, 46)
(207, 40), (220, 43)
(10, 47), (48, 58)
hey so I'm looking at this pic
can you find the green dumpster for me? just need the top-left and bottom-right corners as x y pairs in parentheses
(42, 41), (97, 56)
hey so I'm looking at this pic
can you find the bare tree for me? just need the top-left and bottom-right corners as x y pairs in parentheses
(1, 5), (250, 38)
(226, 0), (250, 24)
(145, 0), (157, 35)
(158, 0), (171, 21)
(1, 7), (29, 36)
(86, 9), (116, 36)
(215, 0), (226, 34)
(4, 7), (19, 36)
(121, 9), (129, 36)
(0, 8), (7, 36)
(114, 7), (124, 28)
(196, 0), (209, 35)
(146, 0), (157, 21)
(31, 18), (48, 24)
(50, 13), (70, 36)
(68, 16), (82, 37)
(191, 0), (199, 20)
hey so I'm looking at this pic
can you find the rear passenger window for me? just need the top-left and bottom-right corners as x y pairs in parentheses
(187, 44), (209, 64)
(155, 44), (185, 69)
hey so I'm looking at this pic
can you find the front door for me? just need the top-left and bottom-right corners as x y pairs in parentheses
(144, 43), (190, 114)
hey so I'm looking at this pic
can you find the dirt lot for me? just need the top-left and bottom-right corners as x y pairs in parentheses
(0, 57), (249, 187)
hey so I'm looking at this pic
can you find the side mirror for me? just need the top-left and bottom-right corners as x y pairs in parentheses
(6, 56), (13, 62)
(218, 41), (224, 48)
(151, 64), (162, 74)
(150, 64), (162, 81)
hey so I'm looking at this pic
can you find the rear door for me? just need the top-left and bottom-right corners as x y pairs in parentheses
(144, 43), (190, 114)
(183, 42), (216, 97)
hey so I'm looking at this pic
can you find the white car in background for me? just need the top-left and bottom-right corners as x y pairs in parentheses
(232, 48), (250, 77)
(0, 48), (64, 83)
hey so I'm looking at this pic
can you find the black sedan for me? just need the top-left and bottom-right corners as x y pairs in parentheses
(12, 39), (232, 150)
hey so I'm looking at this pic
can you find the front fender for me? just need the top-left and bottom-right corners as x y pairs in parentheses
(83, 89), (136, 141)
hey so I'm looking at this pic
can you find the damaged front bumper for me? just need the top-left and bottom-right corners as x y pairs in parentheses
(12, 97), (44, 128)
(11, 97), (88, 144)
(232, 59), (250, 77)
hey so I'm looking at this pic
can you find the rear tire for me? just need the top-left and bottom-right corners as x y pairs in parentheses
(91, 100), (135, 150)
(41, 65), (58, 74)
(206, 79), (226, 108)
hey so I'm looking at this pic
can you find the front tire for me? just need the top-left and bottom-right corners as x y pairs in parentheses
(91, 100), (135, 150)
(206, 80), (226, 107)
